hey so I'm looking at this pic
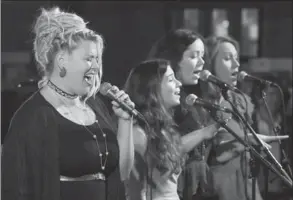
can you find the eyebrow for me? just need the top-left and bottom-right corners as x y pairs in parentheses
(223, 51), (237, 54)
(189, 50), (205, 56)
(189, 50), (203, 53)
(223, 52), (238, 56)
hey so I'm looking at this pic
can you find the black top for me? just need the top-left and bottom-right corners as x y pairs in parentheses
(175, 85), (212, 159)
(56, 107), (118, 178)
(1, 91), (120, 200)
(175, 85), (214, 199)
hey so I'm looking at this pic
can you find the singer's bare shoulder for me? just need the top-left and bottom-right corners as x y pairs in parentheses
(132, 125), (148, 157)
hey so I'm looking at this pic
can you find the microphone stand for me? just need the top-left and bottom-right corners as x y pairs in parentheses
(258, 83), (293, 196)
(219, 88), (293, 199)
(221, 88), (261, 200)
(210, 107), (293, 188)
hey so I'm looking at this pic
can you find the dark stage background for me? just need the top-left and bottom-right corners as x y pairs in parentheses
(1, 1), (292, 200)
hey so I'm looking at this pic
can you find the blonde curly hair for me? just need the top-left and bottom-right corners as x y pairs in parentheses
(33, 7), (104, 98)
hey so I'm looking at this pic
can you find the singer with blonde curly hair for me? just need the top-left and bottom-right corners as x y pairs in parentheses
(2, 7), (135, 200)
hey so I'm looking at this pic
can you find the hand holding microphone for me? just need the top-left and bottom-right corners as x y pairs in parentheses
(100, 82), (144, 120)
(111, 86), (135, 121)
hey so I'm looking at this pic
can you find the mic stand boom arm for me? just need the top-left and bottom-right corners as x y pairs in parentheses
(259, 83), (293, 179)
(212, 115), (293, 188)
(220, 89), (293, 188)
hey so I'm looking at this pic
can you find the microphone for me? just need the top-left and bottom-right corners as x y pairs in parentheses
(99, 82), (144, 120)
(199, 70), (239, 92)
(237, 71), (277, 86)
(185, 94), (233, 113)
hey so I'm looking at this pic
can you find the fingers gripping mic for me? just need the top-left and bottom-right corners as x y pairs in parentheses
(237, 71), (277, 86)
(99, 82), (144, 120)
(185, 94), (233, 113)
(200, 70), (239, 92)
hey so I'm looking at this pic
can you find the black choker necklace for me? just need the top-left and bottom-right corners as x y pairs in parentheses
(47, 80), (78, 99)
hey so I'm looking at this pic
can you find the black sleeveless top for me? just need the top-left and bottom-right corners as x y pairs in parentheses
(2, 91), (120, 200)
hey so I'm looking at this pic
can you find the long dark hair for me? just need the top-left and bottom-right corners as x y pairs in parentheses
(148, 28), (204, 74)
(202, 35), (257, 125)
(124, 59), (184, 174)
(148, 29), (208, 126)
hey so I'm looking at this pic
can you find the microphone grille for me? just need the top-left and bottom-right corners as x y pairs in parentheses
(185, 94), (198, 106)
(199, 70), (211, 81)
(237, 71), (248, 82)
(100, 82), (112, 96)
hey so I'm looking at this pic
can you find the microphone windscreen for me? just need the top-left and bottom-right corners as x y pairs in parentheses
(237, 71), (248, 82)
(199, 70), (212, 81)
(185, 94), (198, 106)
(100, 82), (112, 96)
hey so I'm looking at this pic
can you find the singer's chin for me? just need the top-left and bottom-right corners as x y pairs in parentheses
(175, 97), (181, 105)
(189, 78), (199, 85)
(232, 80), (238, 87)
(169, 97), (180, 107)
(230, 76), (238, 86)
(80, 85), (95, 98)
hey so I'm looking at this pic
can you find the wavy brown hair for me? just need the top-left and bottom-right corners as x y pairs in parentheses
(201, 35), (240, 102)
(148, 29), (204, 74)
(124, 59), (184, 174)
(202, 35), (256, 124)
(147, 29), (209, 126)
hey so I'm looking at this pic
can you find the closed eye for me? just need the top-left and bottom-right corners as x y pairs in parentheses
(168, 77), (175, 82)
(167, 73), (176, 82)
(189, 51), (204, 59)
(86, 55), (99, 62)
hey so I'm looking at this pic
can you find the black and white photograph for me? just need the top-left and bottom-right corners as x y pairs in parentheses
(1, 1), (292, 200)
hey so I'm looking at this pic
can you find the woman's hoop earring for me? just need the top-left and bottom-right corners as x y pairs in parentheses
(59, 67), (67, 78)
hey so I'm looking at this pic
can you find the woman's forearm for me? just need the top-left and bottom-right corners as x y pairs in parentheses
(117, 118), (134, 181)
(181, 123), (220, 153)
(216, 133), (272, 149)
(215, 141), (245, 163)
(214, 133), (272, 163)
(181, 131), (205, 153)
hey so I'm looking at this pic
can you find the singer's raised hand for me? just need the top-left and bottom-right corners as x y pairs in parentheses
(111, 86), (135, 120)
